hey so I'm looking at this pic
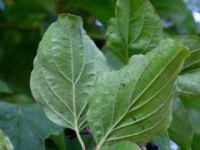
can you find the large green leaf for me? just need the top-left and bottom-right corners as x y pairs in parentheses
(0, 102), (61, 150)
(106, 0), (163, 64)
(168, 99), (193, 150)
(30, 13), (109, 146)
(0, 130), (13, 150)
(87, 39), (188, 149)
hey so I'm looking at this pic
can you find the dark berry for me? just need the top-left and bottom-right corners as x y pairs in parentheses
(64, 128), (77, 139)
(146, 142), (158, 150)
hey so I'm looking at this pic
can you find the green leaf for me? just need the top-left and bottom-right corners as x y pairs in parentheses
(187, 108), (200, 135)
(104, 51), (124, 70)
(0, 80), (12, 94)
(67, 0), (115, 25)
(150, 0), (197, 34)
(175, 36), (200, 104)
(87, 39), (188, 149)
(30, 13), (109, 148)
(0, 130), (13, 150)
(174, 35), (200, 72)
(177, 69), (200, 102)
(102, 141), (139, 150)
(64, 134), (95, 150)
(154, 132), (170, 150)
(45, 135), (65, 150)
(4, 94), (33, 105)
(0, 102), (61, 150)
(168, 99), (193, 150)
(179, 105), (200, 150)
(192, 135), (200, 150)
(106, 0), (163, 64)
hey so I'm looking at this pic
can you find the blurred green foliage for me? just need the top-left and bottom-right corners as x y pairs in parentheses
(0, 0), (200, 150)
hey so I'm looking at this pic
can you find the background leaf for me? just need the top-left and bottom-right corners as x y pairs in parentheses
(168, 99), (193, 150)
(153, 132), (170, 150)
(106, 0), (163, 63)
(64, 134), (95, 150)
(0, 80), (12, 94)
(174, 36), (200, 149)
(150, 0), (197, 34)
(175, 35), (200, 72)
(65, 0), (115, 25)
(0, 102), (62, 150)
(0, 129), (13, 150)
(177, 69), (200, 102)
(175, 36), (200, 103)
(174, 35), (200, 72)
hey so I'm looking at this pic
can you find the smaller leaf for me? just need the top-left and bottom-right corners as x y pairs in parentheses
(153, 132), (170, 150)
(0, 130), (13, 150)
(175, 35), (200, 72)
(150, 0), (197, 34)
(175, 36), (200, 104)
(104, 50), (124, 70)
(0, 80), (12, 94)
(102, 141), (139, 150)
(192, 135), (200, 150)
(168, 99), (193, 150)
(45, 135), (65, 150)
(67, 0), (115, 25)
(5, 94), (33, 105)
(0, 102), (62, 150)
(187, 107), (200, 136)
(177, 69), (200, 102)
(179, 104), (200, 150)
(106, 0), (163, 63)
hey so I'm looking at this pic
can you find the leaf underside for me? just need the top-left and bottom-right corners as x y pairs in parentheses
(87, 39), (188, 148)
(30, 14), (108, 132)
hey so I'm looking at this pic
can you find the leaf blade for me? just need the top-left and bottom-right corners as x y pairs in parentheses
(106, 0), (163, 63)
(168, 99), (193, 150)
(30, 14), (108, 131)
(0, 129), (13, 150)
(87, 39), (188, 149)
(0, 102), (61, 150)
